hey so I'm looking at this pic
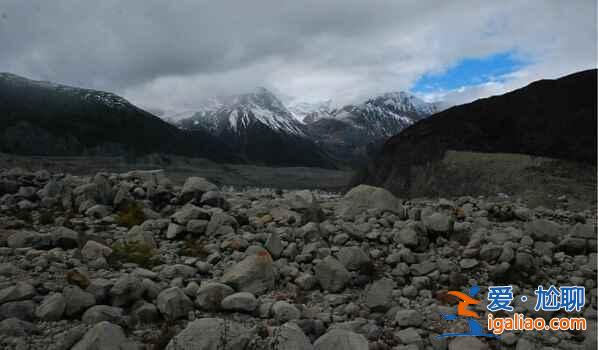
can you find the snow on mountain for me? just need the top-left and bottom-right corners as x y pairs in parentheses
(287, 99), (334, 123)
(178, 87), (305, 136)
(0, 72), (132, 110)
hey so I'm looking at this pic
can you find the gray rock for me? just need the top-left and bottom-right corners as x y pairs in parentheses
(110, 273), (144, 307)
(52, 226), (80, 249)
(179, 177), (218, 203)
(0, 300), (35, 321)
(221, 292), (258, 312)
(270, 322), (314, 350)
(422, 210), (453, 233)
(166, 317), (252, 350)
(35, 293), (66, 321)
(85, 204), (111, 219)
(265, 231), (283, 258)
(82, 305), (124, 324)
(63, 286), (96, 317)
(156, 287), (194, 320)
(132, 301), (159, 324)
(206, 212), (238, 236)
(395, 309), (423, 326)
(448, 337), (488, 350)
(314, 256), (351, 293)
(166, 222), (186, 239)
(525, 219), (562, 242)
(570, 223), (595, 239)
(395, 227), (420, 247)
(159, 264), (197, 280)
(395, 327), (422, 345)
(81, 240), (113, 261)
(365, 278), (394, 311)
(337, 247), (370, 271)
(221, 248), (275, 295)
(72, 321), (138, 350)
(314, 329), (368, 350)
(195, 282), (235, 311)
(171, 204), (209, 225)
(187, 219), (209, 234)
(0, 282), (35, 304)
(125, 225), (156, 249)
(336, 185), (404, 218)
(201, 191), (230, 210)
(0, 318), (37, 337)
(272, 301), (301, 322)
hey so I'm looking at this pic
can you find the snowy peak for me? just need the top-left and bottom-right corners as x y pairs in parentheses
(287, 99), (334, 123)
(178, 87), (305, 136)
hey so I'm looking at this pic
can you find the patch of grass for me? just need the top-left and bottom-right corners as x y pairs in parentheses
(117, 201), (146, 228)
(110, 241), (160, 269)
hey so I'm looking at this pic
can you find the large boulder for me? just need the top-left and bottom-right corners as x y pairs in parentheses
(35, 293), (66, 321)
(156, 287), (194, 321)
(72, 321), (138, 350)
(313, 329), (368, 350)
(525, 219), (563, 242)
(63, 286), (96, 317)
(221, 248), (275, 295)
(195, 282), (235, 311)
(0, 282), (35, 304)
(270, 322), (314, 350)
(166, 318), (252, 350)
(179, 177), (218, 203)
(314, 256), (351, 293)
(337, 247), (370, 271)
(336, 185), (404, 218)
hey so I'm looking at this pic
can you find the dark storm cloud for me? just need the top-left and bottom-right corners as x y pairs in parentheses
(0, 0), (595, 109)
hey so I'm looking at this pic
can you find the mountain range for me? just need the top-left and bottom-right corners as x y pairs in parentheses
(173, 88), (441, 166)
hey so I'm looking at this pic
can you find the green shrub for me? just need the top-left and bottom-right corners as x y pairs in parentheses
(110, 241), (159, 268)
(117, 201), (146, 228)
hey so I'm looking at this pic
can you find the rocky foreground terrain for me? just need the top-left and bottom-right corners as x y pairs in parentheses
(0, 168), (595, 349)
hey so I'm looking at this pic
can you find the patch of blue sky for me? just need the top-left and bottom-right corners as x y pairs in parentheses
(412, 51), (529, 93)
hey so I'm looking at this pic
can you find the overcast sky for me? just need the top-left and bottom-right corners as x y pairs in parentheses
(0, 0), (596, 112)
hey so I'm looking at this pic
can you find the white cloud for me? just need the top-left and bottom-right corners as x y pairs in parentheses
(0, 0), (595, 110)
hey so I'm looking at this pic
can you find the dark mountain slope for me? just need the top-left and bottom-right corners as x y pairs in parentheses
(357, 69), (597, 195)
(0, 73), (235, 160)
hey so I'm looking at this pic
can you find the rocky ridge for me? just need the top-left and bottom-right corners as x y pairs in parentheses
(0, 167), (595, 349)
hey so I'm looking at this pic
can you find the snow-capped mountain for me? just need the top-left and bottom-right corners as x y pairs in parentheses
(303, 91), (440, 165)
(327, 91), (441, 138)
(287, 99), (334, 123)
(166, 87), (441, 167)
(178, 87), (304, 136)
(176, 88), (333, 167)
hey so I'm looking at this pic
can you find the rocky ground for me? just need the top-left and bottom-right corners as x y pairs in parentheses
(0, 168), (595, 349)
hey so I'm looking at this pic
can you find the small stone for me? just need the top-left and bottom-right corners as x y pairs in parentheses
(365, 278), (394, 311)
